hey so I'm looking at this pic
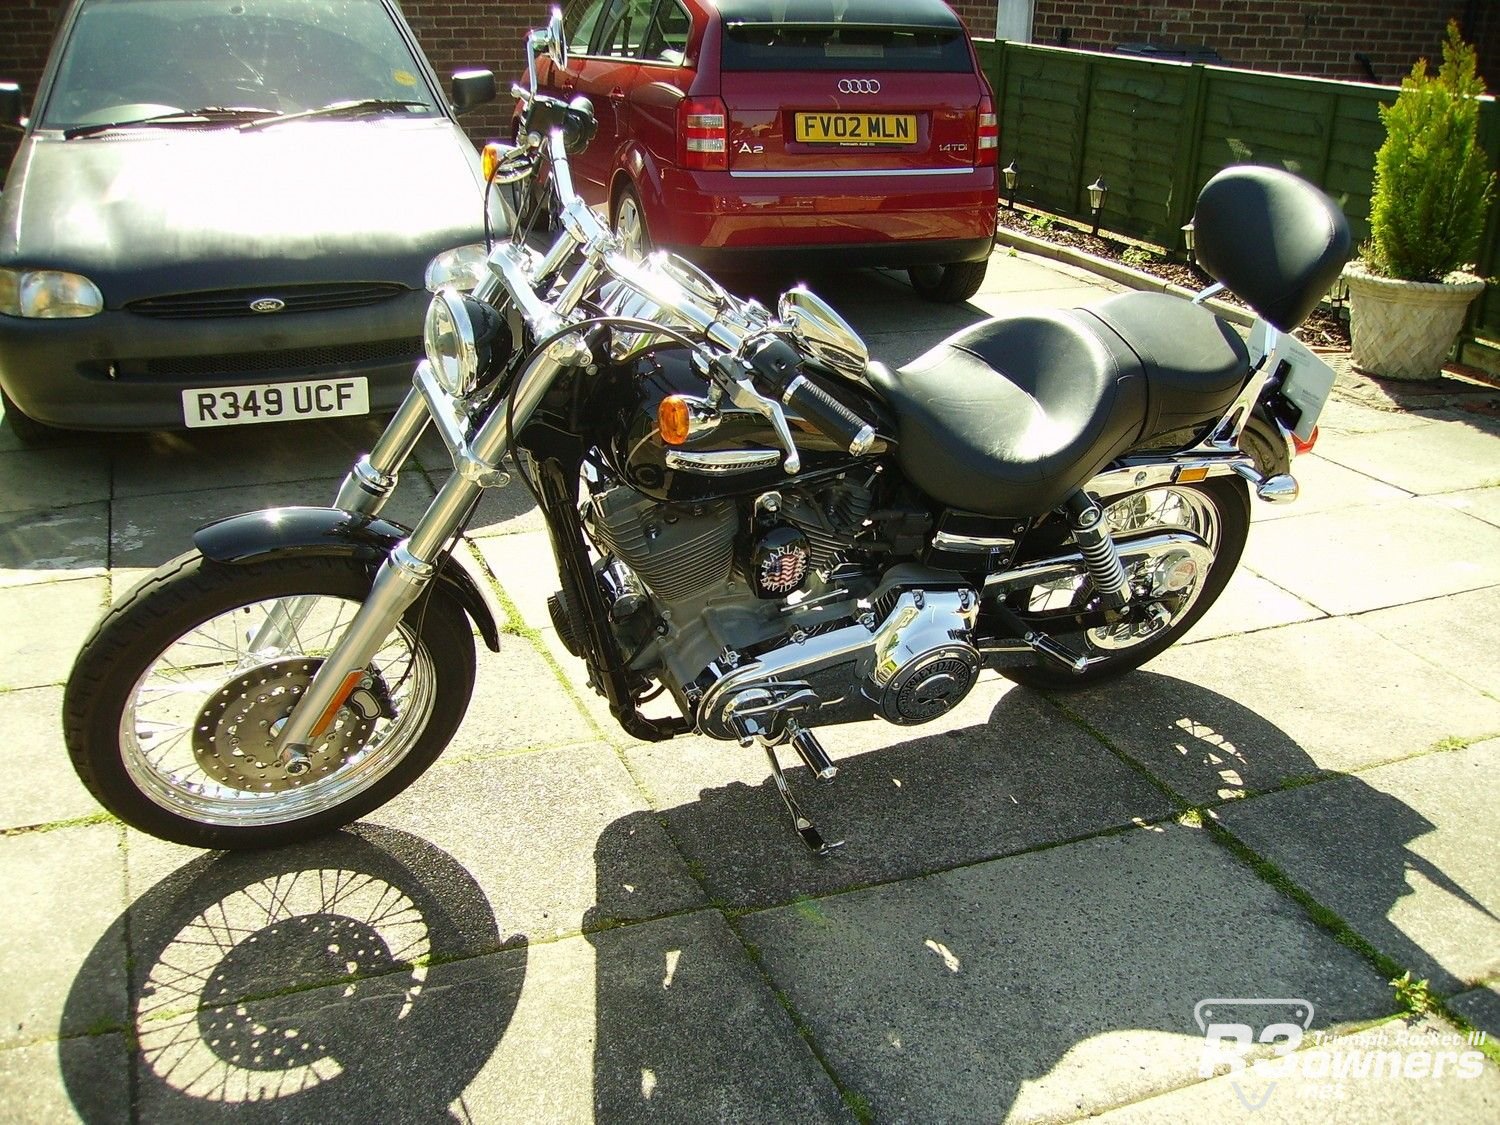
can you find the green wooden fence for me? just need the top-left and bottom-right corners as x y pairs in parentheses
(975, 40), (1500, 361)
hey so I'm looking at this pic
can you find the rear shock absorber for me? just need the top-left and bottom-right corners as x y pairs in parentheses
(1065, 490), (1130, 609)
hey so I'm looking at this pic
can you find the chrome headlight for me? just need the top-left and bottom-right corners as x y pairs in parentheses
(424, 243), (488, 293)
(0, 268), (104, 318)
(424, 289), (479, 397)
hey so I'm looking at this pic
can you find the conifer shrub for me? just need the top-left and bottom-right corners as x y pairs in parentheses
(1365, 21), (1495, 283)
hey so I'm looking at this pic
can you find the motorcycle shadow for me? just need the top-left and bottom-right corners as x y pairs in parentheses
(59, 824), (525, 1124)
(582, 673), (1475, 1119)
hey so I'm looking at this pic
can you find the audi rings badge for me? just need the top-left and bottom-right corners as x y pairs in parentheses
(837, 78), (881, 94)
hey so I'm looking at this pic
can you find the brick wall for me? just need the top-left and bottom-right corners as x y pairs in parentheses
(1030, 0), (1500, 88)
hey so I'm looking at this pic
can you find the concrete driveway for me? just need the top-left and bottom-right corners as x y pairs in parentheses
(1, 252), (1497, 1122)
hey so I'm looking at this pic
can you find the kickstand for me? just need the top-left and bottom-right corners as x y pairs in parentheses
(762, 741), (843, 856)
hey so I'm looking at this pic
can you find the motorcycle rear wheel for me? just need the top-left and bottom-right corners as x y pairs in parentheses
(998, 477), (1250, 690)
(64, 552), (475, 849)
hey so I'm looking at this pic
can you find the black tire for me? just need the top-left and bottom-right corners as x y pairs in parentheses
(1, 386), (64, 445)
(612, 184), (653, 258)
(63, 551), (476, 849)
(998, 477), (1251, 690)
(909, 259), (989, 302)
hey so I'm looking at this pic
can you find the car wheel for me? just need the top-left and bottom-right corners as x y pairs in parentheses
(1, 387), (63, 445)
(909, 259), (989, 303)
(612, 186), (652, 259)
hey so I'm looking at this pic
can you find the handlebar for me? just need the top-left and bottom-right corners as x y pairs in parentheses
(485, 46), (878, 474)
(746, 338), (876, 456)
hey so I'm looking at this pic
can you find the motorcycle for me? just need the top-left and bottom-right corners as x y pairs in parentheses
(62, 12), (1351, 853)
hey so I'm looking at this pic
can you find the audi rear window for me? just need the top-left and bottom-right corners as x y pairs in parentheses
(720, 22), (971, 73)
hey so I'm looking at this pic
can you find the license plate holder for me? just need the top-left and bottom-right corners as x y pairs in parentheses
(1274, 337), (1336, 442)
(181, 377), (370, 429)
(794, 112), (917, 146)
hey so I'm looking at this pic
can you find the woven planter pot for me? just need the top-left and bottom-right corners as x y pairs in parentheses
(1344, 261), (1486, 380)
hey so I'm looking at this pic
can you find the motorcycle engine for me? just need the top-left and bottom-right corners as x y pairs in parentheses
(573, 475), (983, 737)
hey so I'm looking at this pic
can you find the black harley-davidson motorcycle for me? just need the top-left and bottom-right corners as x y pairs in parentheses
(63, 13), (1351, 852)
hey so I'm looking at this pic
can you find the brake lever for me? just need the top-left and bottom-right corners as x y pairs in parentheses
(722, 368), (800, 475)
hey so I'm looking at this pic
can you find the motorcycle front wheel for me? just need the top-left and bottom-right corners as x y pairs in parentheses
(998, 477), (1251, 690)
(64, 552), (476, 849)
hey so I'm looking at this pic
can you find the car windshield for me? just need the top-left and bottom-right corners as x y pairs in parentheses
(40, 0), (442, 131)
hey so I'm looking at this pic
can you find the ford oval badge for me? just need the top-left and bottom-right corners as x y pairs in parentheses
(249, 297), (286, 314)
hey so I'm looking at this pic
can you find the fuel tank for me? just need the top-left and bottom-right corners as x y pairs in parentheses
(604, 346), (895, 503)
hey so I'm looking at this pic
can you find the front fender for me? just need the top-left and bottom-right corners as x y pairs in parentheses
(194, 506), (501, 652)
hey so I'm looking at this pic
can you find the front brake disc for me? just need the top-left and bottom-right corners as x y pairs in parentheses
(191, 658), (378, 791)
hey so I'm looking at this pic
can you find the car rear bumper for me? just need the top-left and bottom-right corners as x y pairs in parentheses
(0, 295), (426, 431)
(652, 166), (998, 265)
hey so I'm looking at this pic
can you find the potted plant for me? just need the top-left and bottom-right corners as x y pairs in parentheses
(1344, 21), (1495, 380)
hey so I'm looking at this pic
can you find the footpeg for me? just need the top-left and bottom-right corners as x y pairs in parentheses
(989, 602), (1088, 673)
(789, 724), (837, 782)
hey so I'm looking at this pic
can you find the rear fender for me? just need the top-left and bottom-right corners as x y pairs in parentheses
(194, 506), (501, 652)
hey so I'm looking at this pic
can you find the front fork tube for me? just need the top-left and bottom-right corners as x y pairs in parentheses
(271, 351), (569, 766)
(334, 387), (434, 520)
(250, 388), (435, 659)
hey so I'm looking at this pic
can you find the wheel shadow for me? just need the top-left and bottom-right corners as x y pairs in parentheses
(59, 824), (525, 1123)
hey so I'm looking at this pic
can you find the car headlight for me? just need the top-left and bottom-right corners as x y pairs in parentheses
(424, 289), (479, 397)
(424, 243), (489, 293)
(0, 268), (104, 318)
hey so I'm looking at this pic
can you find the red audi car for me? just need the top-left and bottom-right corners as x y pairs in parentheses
(535, 0), (999, 302)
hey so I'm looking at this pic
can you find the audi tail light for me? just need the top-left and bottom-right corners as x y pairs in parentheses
(680, 96), (728, 171)
(975, 92), (998, 167)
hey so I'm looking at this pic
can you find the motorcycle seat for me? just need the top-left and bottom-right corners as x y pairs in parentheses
(865, 293), (1248, 517)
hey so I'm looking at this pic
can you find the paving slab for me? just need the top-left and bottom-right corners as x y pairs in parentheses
(627, 679), (1173, 909)
(0, 576), (108, 690)
(374, 743), (705, 940)
(1215, 741), (1500, 995)
(0, 824), (127, 1049)
(1092, 1016), (1500, 1123)
(118, 909), (844, 1123)
(435, 632), (599, 758)
(1249, 450), (1409, 522)
(0, 503), (108, 588)
(1318, 398), (1445, 435)
(474, 528), (557, 631)
(1242, 498), (1500, 615)
(739, 823), (1394, 1124)
(0, 446), (111, 516)
(1056, 617), (1500, 805)
(110, 475), (439, 572)
(1448, 982), (1500, 1039)
(1434, 484), (1500, 529)
(130, 930), (529, 1122)
(0, 1033), (130, 1125)
(1357, 586), (1500, 699)
(1186, 566), (1325, 643)
(1315, 418), (1500, 496)
(108, 417), (389, 499)
(0, 686), (101, 831)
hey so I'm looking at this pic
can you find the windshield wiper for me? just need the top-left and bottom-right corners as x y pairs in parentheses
(237, 99), (429, 132)
(63, 106), (274, 140)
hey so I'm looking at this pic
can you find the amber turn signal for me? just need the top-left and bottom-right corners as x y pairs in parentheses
(482, 142), (504, 183)
(659, 395), (693, 446)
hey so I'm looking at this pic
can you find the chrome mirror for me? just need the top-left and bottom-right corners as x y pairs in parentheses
(546, 7), (568, 69)
(778, 287), (869, 379)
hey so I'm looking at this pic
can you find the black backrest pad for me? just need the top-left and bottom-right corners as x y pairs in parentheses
(1193, 165), (1351, 332)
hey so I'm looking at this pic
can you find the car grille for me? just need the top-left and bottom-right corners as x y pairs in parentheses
(127, 282), (411, 319)
(128, 338), (421, 378)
